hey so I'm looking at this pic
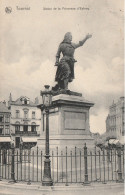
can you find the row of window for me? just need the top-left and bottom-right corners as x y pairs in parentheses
(0, 124), (36, 134)
(0, 110), (37, 122)
(0, 115), (10, 123)
(16, 110), (36, 119)
(110, 128), (116, 132)
(109, 127), (124, 135)
(110, 105), (124, 114)
(15, 125), (36, 132)
(107, 114), (123, 126)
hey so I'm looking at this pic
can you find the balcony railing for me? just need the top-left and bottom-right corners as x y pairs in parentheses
(0, 134), (10, 136)
(12, 131), (40, 136)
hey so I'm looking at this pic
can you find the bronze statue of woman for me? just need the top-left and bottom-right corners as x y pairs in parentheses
(52, 32), (92, 92)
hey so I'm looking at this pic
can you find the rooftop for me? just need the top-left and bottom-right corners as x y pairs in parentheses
(0, 102), (10, 113)
(9, 96), (37, 107)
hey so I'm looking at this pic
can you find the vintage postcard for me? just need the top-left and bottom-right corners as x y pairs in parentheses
(0, 0), (124, 194)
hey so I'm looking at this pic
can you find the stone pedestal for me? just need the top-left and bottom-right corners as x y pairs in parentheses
(37, 93), (95, 150)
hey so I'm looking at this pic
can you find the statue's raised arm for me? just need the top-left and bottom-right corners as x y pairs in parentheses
(73, 33), (92, 49)
(52, 32), (92, 92)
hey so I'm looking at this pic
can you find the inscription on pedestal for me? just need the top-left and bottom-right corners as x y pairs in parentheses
(64, 111), (86, 130)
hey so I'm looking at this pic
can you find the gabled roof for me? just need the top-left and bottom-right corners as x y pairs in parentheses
(0, 102), (10, 113)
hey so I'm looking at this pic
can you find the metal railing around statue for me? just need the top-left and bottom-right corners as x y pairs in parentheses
(0, 144), (124, 185)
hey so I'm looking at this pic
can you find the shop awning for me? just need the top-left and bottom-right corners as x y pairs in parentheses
(22, 137), (37, 143)
(119, 136), (125, 145)
(0, 137), (11, 142)
(113, 140), (120, 145)
(109, 139), (122, 145)
(108, 139), (116, 144)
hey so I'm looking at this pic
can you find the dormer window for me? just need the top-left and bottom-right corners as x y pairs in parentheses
(24, 99), (27, 105)
(21, 97), (30, 105)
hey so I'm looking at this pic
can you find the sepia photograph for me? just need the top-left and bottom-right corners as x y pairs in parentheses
(0, 0), (124, 194)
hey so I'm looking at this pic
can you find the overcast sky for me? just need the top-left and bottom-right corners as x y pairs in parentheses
(0, 0), (124, 134)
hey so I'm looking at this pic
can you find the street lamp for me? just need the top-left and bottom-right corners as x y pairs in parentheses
(41, 85), (53, 186)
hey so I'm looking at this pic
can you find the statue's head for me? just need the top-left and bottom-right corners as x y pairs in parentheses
(64, 32), (72, 42)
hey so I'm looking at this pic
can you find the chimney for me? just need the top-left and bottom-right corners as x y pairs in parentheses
(8, 93), (12, 107)
(9, 93), (12, 102)
(3, 100), (6, 106)
(35, 97), (39, 104)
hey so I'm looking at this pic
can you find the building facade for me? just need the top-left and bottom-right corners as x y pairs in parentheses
(0, 101), (11, 149)
(106, 97), (124, 143)
(8, 95), (41, 148)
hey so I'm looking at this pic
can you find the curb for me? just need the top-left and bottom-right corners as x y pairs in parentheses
(0, 181), (124, 192)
